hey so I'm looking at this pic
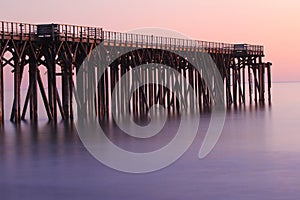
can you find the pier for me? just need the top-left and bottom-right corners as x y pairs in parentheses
(0, 21), (272, 125)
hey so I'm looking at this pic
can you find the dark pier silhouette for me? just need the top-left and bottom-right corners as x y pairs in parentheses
(0, 21), (272, 125)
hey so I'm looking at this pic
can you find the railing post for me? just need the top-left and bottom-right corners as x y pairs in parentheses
(20, 23), (23, 40)
(1, 22), (4, 38)
(73, 25), (75, 40)
(80, 26), (82, 38)
(11, 22), (13, 38)
(28, 24), (31, 38)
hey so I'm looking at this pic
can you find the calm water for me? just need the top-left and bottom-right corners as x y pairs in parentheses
(1, 83), (300, 200)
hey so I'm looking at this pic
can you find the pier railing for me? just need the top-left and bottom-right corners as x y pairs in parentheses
(1, 21), (37, 38)
(0, 20), (264, 55)
(102, 30), (264, 55)
(55, 24), (102, 40)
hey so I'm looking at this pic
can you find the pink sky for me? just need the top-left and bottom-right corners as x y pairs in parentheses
(1, 0), (299, 82)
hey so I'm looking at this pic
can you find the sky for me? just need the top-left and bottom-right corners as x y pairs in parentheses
(1, 0), (300, 82)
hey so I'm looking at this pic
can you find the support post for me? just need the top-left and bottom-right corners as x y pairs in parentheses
(0, 59), (3, 125)
(29, 59), (38, 121)
(13, 60), (21, 123)
(258, 58), (265, 103)
(48, 47), (57, 122)
(232, 58), (237, 106)
(267, 63), (272, 103)
(62, 63), (71, 120)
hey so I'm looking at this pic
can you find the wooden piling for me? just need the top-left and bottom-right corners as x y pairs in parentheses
(0, 61), (3, 124)
(232, 58), (238, 106)
(62, 64), (70, 119)
(30, 61), (38, 121)
(105, 68), (110, 118)
(13, 60), (21, 123)
(21, 59), (38, 121)
(97, 66), (105, 121)
(248, 63), (252, 104)
(47, 48), (57, 122)
(242, 59), (246, 104)
(259, 59), (265, 103)
(267, 63), (272, 103)
(37, 69), (53, 120)
(253, 58), (258, 104)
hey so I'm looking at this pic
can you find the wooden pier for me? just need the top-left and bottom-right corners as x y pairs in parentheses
(0, 21), (272, 125)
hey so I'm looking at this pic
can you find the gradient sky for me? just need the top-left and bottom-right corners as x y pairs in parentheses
(1, 0), (299, 82)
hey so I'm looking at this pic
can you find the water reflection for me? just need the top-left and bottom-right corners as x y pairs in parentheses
(1, 83), (300, 199)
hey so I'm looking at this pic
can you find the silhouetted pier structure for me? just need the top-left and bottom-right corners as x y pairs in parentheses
(0, 21), (272, 125)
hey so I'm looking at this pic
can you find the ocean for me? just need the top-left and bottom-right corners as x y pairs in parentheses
(1, 82), (300, 200)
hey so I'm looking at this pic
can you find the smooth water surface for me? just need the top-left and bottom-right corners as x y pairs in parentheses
(1, 83), (300, 200)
